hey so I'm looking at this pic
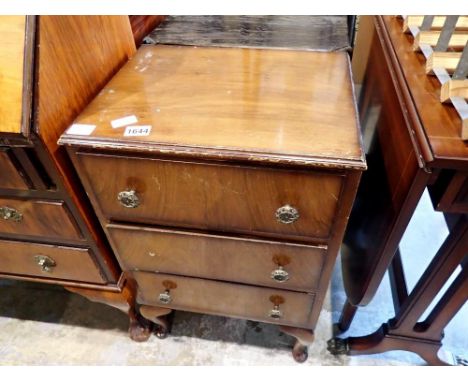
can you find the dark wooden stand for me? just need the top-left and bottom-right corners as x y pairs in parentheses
(328, 16), (468, 365)
(329, 216), (467, 365)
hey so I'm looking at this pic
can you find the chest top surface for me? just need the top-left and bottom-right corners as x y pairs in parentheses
(60, 44), (365, 169)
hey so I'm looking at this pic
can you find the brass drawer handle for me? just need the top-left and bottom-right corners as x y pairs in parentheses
(0, 206), (23, 222)
(34, 255), (56, 273)
(269, 305), (283, 319)
(158, 290), (172, 304)
(271, 266), (289, 283)
(117, 190), (140, 208)
(158, 280), (177, 304)
(275, 205), (299, 224)
(268, 295), (285, 320)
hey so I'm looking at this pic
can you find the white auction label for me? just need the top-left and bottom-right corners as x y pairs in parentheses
(66, 124), (96, 135)
(111, 115), (138, 128)
(124, 125), (152, 137)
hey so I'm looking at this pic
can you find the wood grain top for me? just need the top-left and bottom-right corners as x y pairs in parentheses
(382, 16), (468, 168)
(0, 16), (27, 135)
(61, 45), (364, 168)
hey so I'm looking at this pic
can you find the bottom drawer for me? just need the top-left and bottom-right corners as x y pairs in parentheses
(134, 272), (315, 328)
(0, 239), (106, 284)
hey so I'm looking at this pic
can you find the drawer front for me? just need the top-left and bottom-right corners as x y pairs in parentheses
(0, 149), (28, 190)
(77, 153), (343, 241)
(109, 224), (326, 292)
(134, 272), (315, 328)
(0, 239), (106, 283)
(0, 197), (83, 241)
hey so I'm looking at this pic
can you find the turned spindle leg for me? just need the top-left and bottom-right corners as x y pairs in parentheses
(279, 325), (315, 363)
(139, 305), (173, 339)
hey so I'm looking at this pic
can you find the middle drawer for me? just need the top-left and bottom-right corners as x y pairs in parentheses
(108, 224), (326, 292)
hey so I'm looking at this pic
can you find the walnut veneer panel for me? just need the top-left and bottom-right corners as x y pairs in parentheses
(77, 153), (343, 242)
(62, 45), (364, 169)
(0, 239), (105, 283)
(0, 16), (26, 134)
(108, 224), (326, 292)
(134, 271), (315, 328)
(0, 150), (28, 190)
(36, 16), (136, 160)
(0, 197), (83, 241)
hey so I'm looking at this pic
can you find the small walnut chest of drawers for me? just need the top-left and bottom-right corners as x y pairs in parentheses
(59, 44), (365, 362)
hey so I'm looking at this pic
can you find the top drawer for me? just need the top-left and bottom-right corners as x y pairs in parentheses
(76, 152), (343, 241)
(0, 149), (28, 190)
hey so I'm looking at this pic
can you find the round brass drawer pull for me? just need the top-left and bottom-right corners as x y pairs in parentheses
(158, 290), (172, 304)
(271, 266), (289, 283)
(275, 205), (299, 224)
(0, 206), (23, 222)
(117, 190), (140, 208)
(34, 255), (56, 273)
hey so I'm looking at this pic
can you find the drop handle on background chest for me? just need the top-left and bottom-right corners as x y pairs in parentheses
(0, 206), (23, 222)
(275, 205), (299, 224)
(117, 189), (140, 208)
(34, 255), (56, 273)
(268, 295), (285, 319)
(158, 280), (177, 304)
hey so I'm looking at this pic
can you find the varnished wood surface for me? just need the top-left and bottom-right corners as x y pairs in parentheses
(76, 152), (343, 242)
(382, 16), (468, 168)
(134, 271), (316, 328)
(0, 239), (105, 284)
(0, 16), (26, 134)
(0, 150), (28, 190)
(61, 45), (365, 169)
(30, 16), (138, 284)
(147, 16), (351, 51)
(0, 197), (83, 241)
(108, 224), (326, 293)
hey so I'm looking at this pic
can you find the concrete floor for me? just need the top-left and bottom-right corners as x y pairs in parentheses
(0, 190), (466, 365)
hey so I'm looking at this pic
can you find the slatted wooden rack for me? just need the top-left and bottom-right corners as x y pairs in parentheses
(401, 15), (468, 140)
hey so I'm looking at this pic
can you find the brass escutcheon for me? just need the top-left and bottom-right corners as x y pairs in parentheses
(117, 190), (140, 208)
(271, 266), (290, 282)
(275, 205), (299, 224)
(0, 206), (23, 222)
(34, 255), (56, 273)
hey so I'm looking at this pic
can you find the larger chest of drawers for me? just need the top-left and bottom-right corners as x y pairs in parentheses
(59, 44), (365, 362)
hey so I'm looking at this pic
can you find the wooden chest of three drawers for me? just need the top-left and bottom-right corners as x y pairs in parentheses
(59, 44), (365, 362)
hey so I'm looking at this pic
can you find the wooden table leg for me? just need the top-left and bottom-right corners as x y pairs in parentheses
(337, 299), (359, 333)
(328, 217), (468, 365)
